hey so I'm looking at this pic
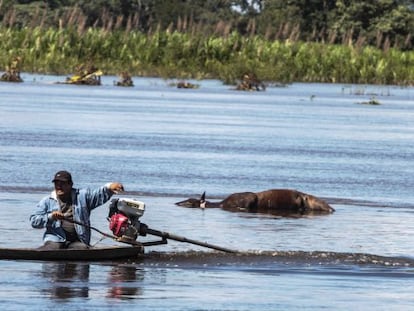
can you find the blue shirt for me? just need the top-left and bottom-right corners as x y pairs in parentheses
(30, 184), (114, 245)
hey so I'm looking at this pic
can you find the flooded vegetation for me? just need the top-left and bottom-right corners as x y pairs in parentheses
(0, 27), (413, 86)
(0, 1), (413, 309)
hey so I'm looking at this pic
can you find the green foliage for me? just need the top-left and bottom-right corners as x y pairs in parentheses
(1, 0), (413, 48)
(0, 26), (413, 85)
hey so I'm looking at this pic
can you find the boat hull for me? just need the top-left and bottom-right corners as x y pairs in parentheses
(0, 245), (144, 261)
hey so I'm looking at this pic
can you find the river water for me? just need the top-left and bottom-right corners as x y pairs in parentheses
(0, 74), (414, 310)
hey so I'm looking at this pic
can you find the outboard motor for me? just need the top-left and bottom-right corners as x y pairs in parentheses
(106, 198), (235, 253)
(108, 198), (145, 242)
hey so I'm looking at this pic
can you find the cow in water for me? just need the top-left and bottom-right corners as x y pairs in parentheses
(175, 189), (334, 216)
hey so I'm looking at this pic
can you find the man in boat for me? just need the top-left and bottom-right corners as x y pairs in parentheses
(30, 170), (124, 250)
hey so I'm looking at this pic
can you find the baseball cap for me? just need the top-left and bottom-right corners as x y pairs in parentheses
(52, 170), (73, 183)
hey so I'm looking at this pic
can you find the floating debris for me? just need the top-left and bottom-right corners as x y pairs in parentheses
(236, 72), (266, 91)
(115, 71), (134, 87)
(0, 56), (23, 82)
(357, 97), (381, 105)
(177, 81), (199, 89)
(168, 81), (200, 89)
(59, 63), (102, 85)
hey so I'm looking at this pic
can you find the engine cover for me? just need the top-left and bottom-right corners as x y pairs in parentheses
(116, 198), (145, 219)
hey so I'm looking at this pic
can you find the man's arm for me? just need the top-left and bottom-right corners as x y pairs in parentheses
(30, 197), (54, 228)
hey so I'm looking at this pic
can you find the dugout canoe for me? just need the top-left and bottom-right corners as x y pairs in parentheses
(0, 245), (144, 261)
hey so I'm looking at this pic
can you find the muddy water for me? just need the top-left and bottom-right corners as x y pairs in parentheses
(0, 75), (413, 310)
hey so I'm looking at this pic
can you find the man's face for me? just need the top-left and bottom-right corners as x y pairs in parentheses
(54, 180), (72, 197)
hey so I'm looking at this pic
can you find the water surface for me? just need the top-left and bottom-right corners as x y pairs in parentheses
(0, 75), (414, 310)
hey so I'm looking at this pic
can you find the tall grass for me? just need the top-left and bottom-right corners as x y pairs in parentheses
(0, 26), (413, 85)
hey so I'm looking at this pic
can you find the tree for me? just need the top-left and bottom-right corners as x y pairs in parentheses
(332, 0), (414, 47)
(0, 0), (413, 48)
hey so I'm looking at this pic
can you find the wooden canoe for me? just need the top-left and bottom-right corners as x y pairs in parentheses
(0, 245), (144, 261)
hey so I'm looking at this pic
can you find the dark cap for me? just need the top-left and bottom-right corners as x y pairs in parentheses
(52, 170), (73, 183)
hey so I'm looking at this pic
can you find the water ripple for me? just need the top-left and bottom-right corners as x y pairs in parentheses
(141, 250), (414, 269)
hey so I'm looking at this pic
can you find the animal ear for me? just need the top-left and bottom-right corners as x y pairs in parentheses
(200, 191), (206, 202)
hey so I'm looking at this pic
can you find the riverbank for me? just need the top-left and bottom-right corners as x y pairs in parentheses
(1, 27), (413, 86)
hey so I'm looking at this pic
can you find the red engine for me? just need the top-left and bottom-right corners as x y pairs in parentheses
(108, 198), (145, 241)
(109, 213), (130, 237)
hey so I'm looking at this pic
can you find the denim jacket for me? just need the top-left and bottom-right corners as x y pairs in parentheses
(30, 184), (114, 245)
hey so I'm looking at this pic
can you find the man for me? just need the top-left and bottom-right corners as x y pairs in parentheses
(30, 170), (124, 250)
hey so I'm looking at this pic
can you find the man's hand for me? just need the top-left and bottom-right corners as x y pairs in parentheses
(50, 211), (65, 220)
(109, 182), (124, 194)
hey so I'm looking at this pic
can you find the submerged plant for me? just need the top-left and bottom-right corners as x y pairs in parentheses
(357, 97), (381, 105)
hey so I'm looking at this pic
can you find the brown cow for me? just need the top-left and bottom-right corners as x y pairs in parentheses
(175, 189), (334, 216)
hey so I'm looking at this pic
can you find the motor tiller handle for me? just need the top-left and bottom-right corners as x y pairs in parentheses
(64, 218), (237, 253)
(139, 223), (237, 253)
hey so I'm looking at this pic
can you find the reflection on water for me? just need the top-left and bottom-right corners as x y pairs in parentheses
(41, 263), (89, 300)
(107, 264), (144, 299)
(39, 262), (143, 300)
